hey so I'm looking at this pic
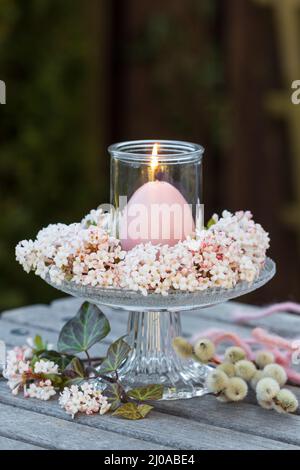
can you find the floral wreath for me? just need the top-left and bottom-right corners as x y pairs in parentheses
(16, 209), (270, 296)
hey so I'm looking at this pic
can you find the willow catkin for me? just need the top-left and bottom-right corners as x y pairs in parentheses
(224, 347), (246, 364)
(224, 377), (248, 401)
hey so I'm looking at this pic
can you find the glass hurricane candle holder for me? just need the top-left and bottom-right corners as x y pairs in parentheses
(44, 140), (276, 400)
(109, 140), (204, 249)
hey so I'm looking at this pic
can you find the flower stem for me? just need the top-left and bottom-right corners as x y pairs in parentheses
(85, 350), (92, 366)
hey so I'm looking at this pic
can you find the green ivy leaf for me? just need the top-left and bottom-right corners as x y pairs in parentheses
(86, 221), (97, 228)
(137, 404), (154, 418)
(41, 373), (63, 388)
(57, 302), (110, 354)
(106, 383), (122, 411)
(62, 377), (85, 388)
(98, 337), (131, 374)
(33, 350), (75, 371)
(69, 357), (85, 378)
(113, 402), (153, 420)
(33, 335), (45, 352)
(206, 217), (216, 229)
(127, 384), (164, 401)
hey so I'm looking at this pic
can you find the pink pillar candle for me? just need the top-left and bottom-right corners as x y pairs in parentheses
(120, 180), (195, 251)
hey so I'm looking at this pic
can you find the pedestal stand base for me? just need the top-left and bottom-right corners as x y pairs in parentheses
(99, 311), (212, 400)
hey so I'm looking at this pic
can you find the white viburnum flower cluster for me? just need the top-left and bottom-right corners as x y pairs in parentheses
(81, 207), (112, 230)
(16, 209), (125, 288)
(16, 209), (269, 296)
(25, 380), (56, 401)
(3, 341), (58, 400)
(114, 210), (269, 294)
(3, 345), (33, 395)
(33, 360), (59, 375)
(59, 383), (111, 419)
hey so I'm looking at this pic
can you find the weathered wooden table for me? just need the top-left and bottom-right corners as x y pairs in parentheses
(0, 297), (300, 450)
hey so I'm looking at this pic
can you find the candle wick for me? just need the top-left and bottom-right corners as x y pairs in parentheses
(155, 170), (165, 181)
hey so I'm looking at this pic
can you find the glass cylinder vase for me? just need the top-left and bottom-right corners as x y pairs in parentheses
(109, 140), (204, 250)
(106, 140), (210, 399)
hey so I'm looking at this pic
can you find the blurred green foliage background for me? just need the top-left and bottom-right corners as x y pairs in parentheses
(0, 0), (225, 311)
(0, 0), (298, 310)
(0, 0), (108, 310)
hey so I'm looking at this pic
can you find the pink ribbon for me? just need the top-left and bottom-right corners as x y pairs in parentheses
(191, 302), (300, 385)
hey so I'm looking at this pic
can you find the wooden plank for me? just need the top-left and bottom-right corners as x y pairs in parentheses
(4, 297), (300, 340)
(0, 300), (299, 448)
(188, 302), (300, 338)
(0, 308), (213, 364)
(0, 436), (44, 450)
(2, 299), (300, 450)
(155, 393), (300, 446)
(1, 299), (127, 332)
(0, 307), (284, 371)
(2, 299), (300, 385)
(2, 296), (238, 329)
(0, 402), (170, 450)
(1, 304), (299, 425)
(0, 299), (127, 355)
(1, 297), (234, 328)
(3, 303), (299, 347)
(0, 308), (251, 348)
(2, 299), (300, 344)
(0, 299), (232, 352)
(0, 318), (109, 359)
(0, 318), (59, 347)
(0, 382), (296, 450)
(2, 299), (300, 380)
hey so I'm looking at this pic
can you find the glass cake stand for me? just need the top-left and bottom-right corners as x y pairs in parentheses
(45, 257), (275, 400)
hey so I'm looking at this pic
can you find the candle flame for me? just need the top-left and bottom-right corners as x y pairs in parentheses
(151, 143), (159, 169)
